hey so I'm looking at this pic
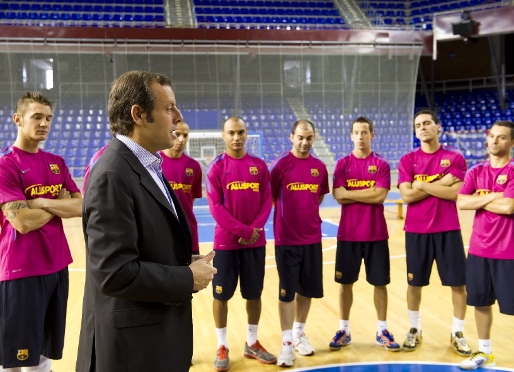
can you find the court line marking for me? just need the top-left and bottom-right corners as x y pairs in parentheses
(288, 361), (514, 372)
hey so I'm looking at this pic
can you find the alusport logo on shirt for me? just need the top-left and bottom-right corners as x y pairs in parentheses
(286, 182), (319, 193)
(476, 189), (493, 195)
(24, 183), (63, 197)
(346, 179), (376, 188)
(226, 181), (260, 192)
(169, 181), (192, 193)
(413, 173), (443, 183)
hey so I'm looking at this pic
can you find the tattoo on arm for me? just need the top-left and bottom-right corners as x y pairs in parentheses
(1, 201), (28, 221)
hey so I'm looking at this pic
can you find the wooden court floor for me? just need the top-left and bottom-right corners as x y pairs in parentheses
(56, 207), (514, 371)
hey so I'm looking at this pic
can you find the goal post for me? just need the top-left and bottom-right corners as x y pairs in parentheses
(186, 131), (263, 208)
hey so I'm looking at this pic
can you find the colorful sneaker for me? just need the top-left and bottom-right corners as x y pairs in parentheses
(460, 351), (495, 370)
(214, 345), (229, 371)
(329, 330), (352, 351)
(376, 329), (401, 351)
(244, 340), (277, 364)
(293, 333), (315, 356)
(451, 332), (472, 356)
(403, 328), (422, 351)
(277, 341), (296, 368)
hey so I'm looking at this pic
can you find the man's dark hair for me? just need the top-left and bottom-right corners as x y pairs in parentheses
(291, 119), (315, 135)
(351, 116), (374, 133)
(15, 92), (53, 116)
(413, 109), (441, 126)
(492, 120), (514, 140)
(108, 70), (172, 136)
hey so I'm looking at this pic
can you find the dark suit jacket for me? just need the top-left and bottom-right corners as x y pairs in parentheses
(76, 138), (194, 372)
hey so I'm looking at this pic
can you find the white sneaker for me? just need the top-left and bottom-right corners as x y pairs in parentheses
(277, 341), (296, 368)
(460, 351), (495, 370)
(293, 333), (315, 356)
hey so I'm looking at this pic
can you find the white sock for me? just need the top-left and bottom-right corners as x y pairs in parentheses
(408, 310), (421, 331)
(478, 339), (492, 355)
(247, 324), (258, 346)
(340, 320), (350, 335)
(0, 367), (22, 372)
(215, 327), (228, 348)
(377, 320), (387, 334)
(451, 316), (465, 336)
(293, 321), (305, 339)
(282, 330), (293, 344)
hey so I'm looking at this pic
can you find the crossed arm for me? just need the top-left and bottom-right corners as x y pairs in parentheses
(399, 173), (462, 204)
(457, 192), (514, 215)
(333, 186), (388, 205)
(1, 188), (82, 234)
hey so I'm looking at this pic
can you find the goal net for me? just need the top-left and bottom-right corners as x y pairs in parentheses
(186, 131), (263, 208)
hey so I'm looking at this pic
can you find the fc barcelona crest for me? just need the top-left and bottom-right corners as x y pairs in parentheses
(17, 349), (29, 361)
(185, 168), (193, 177)
(311, 168), (319, 177)
(497, 175), (507, 185)
(280, 289), (287, 297)
(440, 159), (450, 168)
(249, 166), (258, 175)
(335, 271), (342, 279)
(368, 165), (377, 174)
(49, 164), (60, 175)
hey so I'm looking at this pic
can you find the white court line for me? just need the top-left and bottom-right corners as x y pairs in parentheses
(288, 360), (514, 372)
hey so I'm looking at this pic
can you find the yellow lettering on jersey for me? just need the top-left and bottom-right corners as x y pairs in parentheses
(169, 182), (192, 193)
(413, 173), (443, 183)
(476, 189), (492, 195)
(226, 181), (260, 192)
(346, 179), (376, 188)
(286, 182), (319, 193)
(25, 183), (63, 197)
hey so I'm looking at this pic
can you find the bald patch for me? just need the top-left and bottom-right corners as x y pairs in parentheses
(223, 116), (246, 131)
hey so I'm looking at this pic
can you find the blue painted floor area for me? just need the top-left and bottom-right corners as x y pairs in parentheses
(194, 190), (403, 244)
(288, 362), (513, 372)
(195, 206), (339, 243)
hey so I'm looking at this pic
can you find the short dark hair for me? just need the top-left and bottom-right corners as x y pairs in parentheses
(291, 119), (315, 135)
(351, 116), (374, 133)
(492, 120), (514, 140)
(413, 109), (440, 126)
(108, 70), (172, 136)
(16, 92), (52, 116)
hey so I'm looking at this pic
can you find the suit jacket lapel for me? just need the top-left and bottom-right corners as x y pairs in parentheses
(108, 139), (178, 218)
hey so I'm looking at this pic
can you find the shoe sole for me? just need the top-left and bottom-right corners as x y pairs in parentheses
(213, 365), (230, 371)
(460, 362), (495, 370)
(375, 341), (401, 351)
(243, 353), (277, 364)
(295, 349), (315, 356)
(278, 362), (294, 368)
(453, 349), (472, 357)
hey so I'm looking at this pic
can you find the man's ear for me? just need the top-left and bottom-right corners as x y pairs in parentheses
(13, 113), (22, 127)
(131, 105), (145, 126)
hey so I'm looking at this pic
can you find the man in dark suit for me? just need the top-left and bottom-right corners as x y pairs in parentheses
(76, 70), (217, 372)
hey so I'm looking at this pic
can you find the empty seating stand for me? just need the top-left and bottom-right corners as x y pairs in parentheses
(194, 0), (346, 30)
(0, 0), (166, 28)
(357, 0), (504, 30)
